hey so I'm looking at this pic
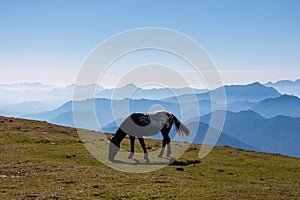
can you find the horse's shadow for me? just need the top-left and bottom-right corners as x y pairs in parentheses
(110, 157), (200, 166)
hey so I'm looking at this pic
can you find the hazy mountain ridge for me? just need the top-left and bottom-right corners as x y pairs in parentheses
(95, 83), (207, 100)
(163, 82), (281, 103)
(265, 79), (300, 97)
(250, 94), (300, 118)
(32, 98), (182, 130)
(200, 110), (300, 157)
(0, 83), (205, 116)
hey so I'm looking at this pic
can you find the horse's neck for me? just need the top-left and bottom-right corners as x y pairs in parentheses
(112, 128), (127, 145)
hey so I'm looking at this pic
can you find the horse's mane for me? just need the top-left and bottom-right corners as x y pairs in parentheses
(147, 110), (168, 115)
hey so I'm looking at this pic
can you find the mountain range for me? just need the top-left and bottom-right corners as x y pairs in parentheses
(250, 94), (300, 118)
(34, 91), (299, 131)
(1, 80), (300, 158)
(95, 83), (206, 100)
(265, 79), (300, 97)
(200, 110), (300, 157)
(162, 82), (281, 104)
(0, 83), (205, 116)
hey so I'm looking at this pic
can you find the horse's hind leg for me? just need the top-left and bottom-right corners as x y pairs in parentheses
(138, 137), (149, 162)
(128, 135), (135, 159)
(158, 136), (171, 158)
(158, 139), (166, 158)
(159, 138), (171, 158)
(158, 126), (172, 158)
(166, 137), (172, 158)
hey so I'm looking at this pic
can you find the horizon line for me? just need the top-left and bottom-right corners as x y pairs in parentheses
(0, 78), (299, 90)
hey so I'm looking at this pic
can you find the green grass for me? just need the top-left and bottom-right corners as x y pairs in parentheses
(0, 116), (300, 199)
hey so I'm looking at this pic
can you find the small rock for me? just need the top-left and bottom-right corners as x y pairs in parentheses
(61, 181), (75, 184)
(176, 167), (184, 171)
(25, 194), (38, 198)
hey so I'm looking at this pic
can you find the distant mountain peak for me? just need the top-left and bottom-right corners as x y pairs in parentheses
(124, 83), (138, 88)
(251, 94), (300, 118)
(249, 81), (261, 85)
(224, 82), (275, 91)
(245, 82), (270, 88)
(204, 109), (265, 120)
(278, 94), (299, 100)
(261, 94), (300, 102)
(236, 109), (266, 119)
(226, 81), (263, 87)
(264, 78), (300, 86)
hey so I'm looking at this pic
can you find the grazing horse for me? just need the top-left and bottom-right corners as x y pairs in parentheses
(108, 110), (190, 162)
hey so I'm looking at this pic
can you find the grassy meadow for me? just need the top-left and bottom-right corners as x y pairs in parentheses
(0, 116), (299, 199)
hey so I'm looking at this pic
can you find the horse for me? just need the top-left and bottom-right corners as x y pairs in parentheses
(108, 110), (190, 162)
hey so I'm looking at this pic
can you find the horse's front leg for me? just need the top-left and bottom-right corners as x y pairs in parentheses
(128, 135), (135, 159)
(138, 137), (149, 163)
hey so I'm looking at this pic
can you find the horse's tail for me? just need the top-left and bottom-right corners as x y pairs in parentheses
(172, 114), (190, 137)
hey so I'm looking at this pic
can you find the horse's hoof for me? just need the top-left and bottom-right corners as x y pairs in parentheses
(166, 154), (171, 158)
(128, 153), (134, 159)
(158, 154), (163, 158)
(108, 158), (117, 163)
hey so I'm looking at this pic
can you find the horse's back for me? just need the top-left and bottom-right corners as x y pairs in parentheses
(118, 110), (171, 137)
(130, 112), (151, 127)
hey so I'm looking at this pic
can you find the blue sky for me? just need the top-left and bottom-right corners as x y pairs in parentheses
(0, 0), (299, 87)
